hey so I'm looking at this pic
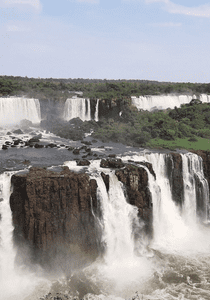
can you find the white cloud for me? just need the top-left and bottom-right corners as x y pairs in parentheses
(0, 0), (42, 11)
(145, 0), (210, 18)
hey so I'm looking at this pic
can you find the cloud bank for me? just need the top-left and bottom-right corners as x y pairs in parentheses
(146, 0), (210, 18)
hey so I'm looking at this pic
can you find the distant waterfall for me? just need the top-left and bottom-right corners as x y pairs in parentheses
(63, 97), (91, 121)
(94, 99), (99, 122)
(0, 97), (41, 126)
(131, 94), (210, 111)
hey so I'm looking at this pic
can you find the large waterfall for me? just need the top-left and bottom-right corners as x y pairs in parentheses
(131, 94), (210, 111)
(0, 97), (41, 126)
(64, 97), (93, 121)
(1, 152), (210, 299)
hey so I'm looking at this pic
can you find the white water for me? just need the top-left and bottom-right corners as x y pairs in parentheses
(1, 153), (210, 299)
(131, 94), (210, 111)
(94, 99), (99, 122)
(0, 97), (41, 126)
(88, 170), (152, 291)
(0, 171), (50, 300)
(63, 97), (92, 121)
(181, 153), (209, 224)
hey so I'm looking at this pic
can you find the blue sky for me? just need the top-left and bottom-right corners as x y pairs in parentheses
(0, 0), (210, 82)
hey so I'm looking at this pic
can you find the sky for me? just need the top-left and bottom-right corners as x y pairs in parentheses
(0, 0), (210, 82)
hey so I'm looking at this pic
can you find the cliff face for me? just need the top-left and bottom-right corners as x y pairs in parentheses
(115, 164), (153, 236)
(10, 162), (154, 268)
(10, 166), (100, 268)
(165, 153), (184, 206)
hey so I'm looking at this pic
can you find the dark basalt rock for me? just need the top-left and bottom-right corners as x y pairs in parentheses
(165, 153), (184, 206)
(2, 145), (8, 150)
(28, 134), (42, 143)
(101, 172), (109, 192)
(34, 143), (44, 148)
(10, 167), (100, 269)
(81, 141), (92, 146)
(14, 139), (22, 146)
(100, 158), (125, 168)
(73, 148), (80, 155)
(76, 159), (91, 166)
(115, 164), (153, 236)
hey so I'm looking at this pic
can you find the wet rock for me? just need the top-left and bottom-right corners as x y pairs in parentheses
(115, 164), (153, 236)
(29, 134), (42, 143)
(67, 147), (74, 151)
(14, 139), (22, 146)
(81, 141), (92, 145)
(13, 129), (24, 134)
(2, 145), (8, 150)
(34, 143), (44, 148)
(73, 148), (80, 155)
(101, 172), (109, 192)
(6, 131), (12, 135)
(100, 158), (124, 169)
(108, 154), (116, 158)
(76, 160), (91, 166)
(47, 143), (57, 148)
(10, 167), (100, 267)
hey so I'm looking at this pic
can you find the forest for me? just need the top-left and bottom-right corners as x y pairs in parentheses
(1, 75), (210, 151)
(1, 75), (210, 100)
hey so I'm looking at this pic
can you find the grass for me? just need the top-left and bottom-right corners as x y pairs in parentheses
(146, 137), (210, 151)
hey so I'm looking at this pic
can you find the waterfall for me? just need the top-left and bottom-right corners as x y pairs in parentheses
(93, 171), (152, 288)
(181, 153), (209, 223)
(131, 94), (210, 111)
(143, 153), (188, 250)
(95, 173), (138, 263)
(0, 171), (49, 300)
(63, 97), (91, 121)
(0, 97), (41, 126)
(94, 99), (99, 122)
(0, 172), (16, 280)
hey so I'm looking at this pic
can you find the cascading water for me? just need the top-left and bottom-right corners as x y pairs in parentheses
(131, 94), (210, 111)
(95, 173), (138, 263)
(94, 99), (99, 122)
(0, 97), (41, 126)
(181, 153), (210, 224)
(88, 169), (152, 293)
(63, 97), (91, 121)
(0, 171), (49, 300)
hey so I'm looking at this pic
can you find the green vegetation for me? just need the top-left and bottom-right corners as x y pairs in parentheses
(1, 75), (210, 101)
(1, 75), (210, 151)
(93, 100), (210, 151)
(147, 137), (210, 151)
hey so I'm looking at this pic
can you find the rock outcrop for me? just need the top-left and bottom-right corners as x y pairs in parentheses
(165, 153), (184, 206)
(10, 161), (154, 268)
(115, 164), (153, 236)
(10, 166), (100, 269)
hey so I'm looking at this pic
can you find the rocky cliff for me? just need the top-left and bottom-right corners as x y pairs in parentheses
(10, 166), (100, 270)
(10, 161), (153, 269)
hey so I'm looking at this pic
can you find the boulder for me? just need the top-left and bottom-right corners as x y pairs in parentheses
(100, 158), (124, 169)
(76, 160), (91, 166)
(13, 129), (24, 134)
